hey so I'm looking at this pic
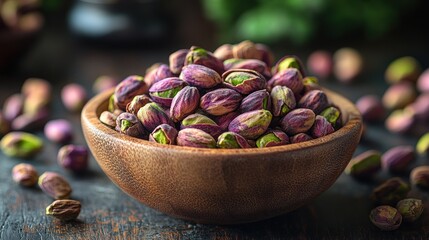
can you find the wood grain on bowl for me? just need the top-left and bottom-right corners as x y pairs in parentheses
(81, 88), (362, 224)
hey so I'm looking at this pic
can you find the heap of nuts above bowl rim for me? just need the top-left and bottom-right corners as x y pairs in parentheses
(99, 41), (343, 148)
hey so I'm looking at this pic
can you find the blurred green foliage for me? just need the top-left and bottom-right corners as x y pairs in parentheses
(202, 0), (419, 44)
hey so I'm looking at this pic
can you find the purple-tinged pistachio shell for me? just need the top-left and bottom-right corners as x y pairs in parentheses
(115, 112), (146, 138)
(239, 89), (271, 113)
(114, 75), (148, 111)
(228, 110), (272, 139)
(410, 166), (429, 189)
(137, 102), (173, 133)
(170, 86), (200, 122)
(298, 90), (329, 114)
(396, 198), (424, 222)
(99, 111), (117, 128)
(320, 106), (341, 127)
(1, 131), (43, 158)
(333, 48), (363, 84)
(44, 119), (73, 144)
(126, 94), (152, 115)
(0, 113), (10, 136)
(185, 46), (224, 75)
(371, 177), (410, 205)
(149, 77), (188, 107)
(12, 163), (39, 187)
(311, 115), (335, 138)
(149, 124), (178, 145)
(280, 108), (315, 135)
(385, 109), (415, 134)
(181, 113), (223, 138)
(200, 88), (242, 116)
(61, 83), (88, 112)
(223, 58), (242, 70)
(273, 55), (305, 77)
(46, 199), (81, 221)
(222, 69), (266, 95)
(307, 50), (332, 78)
(93, 75), (117, 94)
(225, 59), (271, 79)
(290, 133), (313, 144)
(11, 108), (49, 131)
(255, 43), (275, 67)
(417, 68), (429, 92)
(385, 56), (421, 84)
(406, 93), (429, 122)
(144, 64), (175, 87)
(38, 172), (72, 199)
(270, 85), (296, 117)
(2, 94), (23, 121)
(345, 150), (382, 179)
(215, 112), (240, 131)
(177, 128), (217, 148)
(356, 95), (385, 122)
(57, 145), (88, 172)
(180, 64), (222, 89)
(302, 76), (320, 92)
(268, 68), (304, 95)
(169, 49), (189, 74)
(382, 82), (416, 110)
(217, 131), (251, 149)
(256, 129), (289, 148)
(369, 205), (402, 231)
(232, 40), (263, 60)
(213, 44), (234, 61)
(382, 145), (415, 173)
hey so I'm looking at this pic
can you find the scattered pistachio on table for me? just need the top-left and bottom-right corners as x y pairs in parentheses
(38, 172), (72, 199)
(355, 95), (385, 122)
(0, 131), (43, 158)
(44, 119), (73, 144)
(61, 83), (88, 113)
(369, 205), (402, 231)
(381, 145), (415, 173)
(396, 198), (424, 223)
(93, 75), (117, 94)
(12, 163), (39, 187)
(416, 132), (429, 156)
(385, 56), (421, 84)
(410, 166), (429, 189)
(58, 145), (89, 173)
(46, 199), (81, 221)
(371, 177), (410, 205)
(345, 150), (381, 179)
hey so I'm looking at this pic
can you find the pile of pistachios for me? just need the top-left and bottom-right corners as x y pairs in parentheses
(101, 41), (342, 148)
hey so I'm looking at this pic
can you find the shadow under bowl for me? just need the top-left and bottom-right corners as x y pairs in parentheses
(81, 88), (362, 224)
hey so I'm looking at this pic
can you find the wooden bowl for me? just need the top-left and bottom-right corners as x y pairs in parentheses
(81, 88), (362, 224)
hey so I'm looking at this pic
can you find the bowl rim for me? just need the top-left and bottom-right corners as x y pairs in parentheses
(81, 87), (362, 156)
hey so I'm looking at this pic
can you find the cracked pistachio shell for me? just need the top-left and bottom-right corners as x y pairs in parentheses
(170, 86), (200, 122)
(114, 75), (148, 110)
(268, 68), (304, 94)
(115, 112), (146, 138)
(213, 44), (234, 61)
(12, 163), (39, 187)
(144, 64), (175, 87)
(382, 145), (415, 173)
(385, 56), (421, 84)
(149, 77), (188, 107)
(126, 94), (152, 115)
(369, 205), (402, 231)
(38, 172), (72, 199)
(99, 111), (117, 128)
(290, 133), (313, 144)
(1, 131), (43, 158)
(181, 113), (223, 138)
(410, 166), (429, 189)
(215, 112), (240, 131)
(228, 110), (272, 139)
(356, 95), (385, 122)
(185, 46), (224, 75)
(108, 94), (119, 112)
(137, 102), (173, 132)
(217, 131), (251, 149)
(270, 85), (296, 117)
(396, 198), (424, 222)
(177, 128), (217, 148)
(345, 150), (381, 178)
(149, 124), (178, 145)
(302, 76), (320, 92)
(320, 106), (341, 127)
(273, 55), (305, 77)
(239, 89), (271, 113)
(169, 49), (189, 74)
(371, 177), (410, 205)
(180, 64), (222, 89)
(200, 88), (242, 116)
(256, 129), (289, 148)
(416, 132), (429, 156)
(46, 199), (81, 221)
(311, 115), (335, 138)
(225, 59), (271, 78)
(298, 90), (329, 114)
(222, 69), (266, 95)
(280, 108), (315, 135)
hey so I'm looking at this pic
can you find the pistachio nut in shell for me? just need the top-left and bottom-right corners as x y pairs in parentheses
(268, 68), (304, 95)
(149, 124), (178, 145)
(311, 115), (335, 138)
(213, 44), (234, 61)
(181, 113), (223, 138)
(280, 108), (315, 135)
(381, 145), (415, 173)
(270, 85), (296, 117)
(2, 93), (23, 121)
(298, 90), (329, 114)
(92, 75), (117, 94)
(228, 110), (272, 139)
(180, 64), (222, 89)
(169, 49), (189, 74)
(185, 46), (224, 75)
(200, 88), (242, 116)
(137, 102), (173, 132)
(57, 145), (89, 173)
(333, 48), (363, 83)
(307, 50), (332, 78)
(302, 76), (320, 92)
(369, 205), (402, 231)
(396, 198), (424, 222)
(273, 55), (305, 77)
(225, 59), (271, 78)
(320, 106), (341, 128)
(46, 199), (81, 221)
(290, 133), (313, 144)
(44, 119), (73, 144)
(177, 128), (217, 148)
(385, 56), (421, 84)
(356, 95), (385, 122)
(239, 89), (271, 113)
(382, 82), (416, 110)
(144, 63), (175, 87)
(385, 109), (415, 134)
(345, 150), (381, 179)
(126, 94), (152, 115)
(149, 77), (188, 107)
(170, 86), (200, 122)
(410, 166), (429, 189)
(416, 132), (429, 156)
(12, 163), (39, 187)
(407, 93), (429, 122)
(11, 108), (49, 131)
(256, 129), (289, 148)
(232, 40), (263, 60)
(371, 177), (410, 205)
(115, 112), (146, 138)
(0, 131), (43, 158)
(114, 75), (148, 110)
(99, 111), (117, 128)
(38, 172), (72, 199)
(222, 69), (266, 95)
(217, 131), (251, 149)
(21, 78), (52, 100)
(215, 111), (239, 131)
(61, 83), (88, 112)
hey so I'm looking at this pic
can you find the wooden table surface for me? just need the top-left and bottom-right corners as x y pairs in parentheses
(1, 28), (429, 240)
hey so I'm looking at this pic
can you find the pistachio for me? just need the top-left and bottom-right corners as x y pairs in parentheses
(116, 112), (146, 138)
(396, 198), (424, 222)
(108, 94), (119, 112)
(149, 77), (188, 107)
(200, 88), (242, 116)
(12, 163), (38, 187)
(169, 49), (189, 74)
(222, 69), (266, 95)
(410, 166), (429, 189)
(416, 132), (429, 156)
(46, 199), (81, 221)
(302, 76), (320, 93)
(356, 95), (385, 122)
(417, 68), (429, 92)
(57, 145), (89, 173)
(0, 131), (43, 158)
(385, 56), (421, 84)
(170, 86), (200, 122)
(185, 46), (224, 75)
(11, 108), (49, 131)
(239, 89), (271, 113)
(225, 59), (271, 78)
(44, 119), (73, 144)
(61, 83), (88, 112)
(21, 78), (52, 100)
(333, 48), (363, 83)
(149, 124), (178, 145)
(256, 129), (289, 148)
(38, 172), (72, 199)
(382, 146), (415, 173)
(382, 82), (416, 110)
(273, 55), (305, 77)
(385, 109), (415, 134)
(177, 128), (217, 148)
(369, 205), (402, 231)
(144, 63), (175, 87)
(180, 64), (222, 89)
(232, 40), (263, 60)
(345, 150), (381, 178)
(217, 131), (251, 149)
(320, 106), (341, 128)
(268, 68), (304, 95)
(92, 75), (117, 94)
(371, 177), (410, 205)
(307, 50), (332, 78)
(2, 94), (23, 121)
(280, 108), (315, 135)
(270, 85), (296, 117)
(99, 111), (117, 128)
(311, 115), (335, 138)
(290, 133), (313, 144)
(137, 102), (173, 132)
(126, 94), (152, 115)
(298, 90), (329, 114)
(213, 44), (234, 61)
(407, 93), (429, 122)
(228, 110), (272, 139)
(181, 113), (223, 138)
(215, 112), (239, 131)
(114, 75), (148, 110)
